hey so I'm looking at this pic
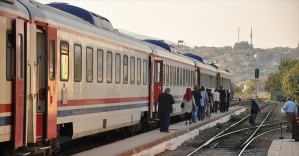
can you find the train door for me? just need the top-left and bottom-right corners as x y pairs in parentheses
(196, 67), (201, 86)
(216, 73), (220, 89)
(14, 18), (25, 148)
(154, 60), (163, 104)
(36, 23), (57, 141)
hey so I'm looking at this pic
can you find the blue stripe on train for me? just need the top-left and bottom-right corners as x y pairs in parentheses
(57, 102), (149, 117)
(0, 116), (11, 126)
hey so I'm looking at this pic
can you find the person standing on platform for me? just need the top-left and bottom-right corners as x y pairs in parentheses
(206, 88), (213, 118)
(249, 99), (260, 126)
(182, 88), (196, 124)
(226, 89), (231, 112)
(219, 86), (226, 113)
(213, 89), (220, 113)
(158, 87), (174, 133)
(191, 85), (201, 123)
(199, 86), (207, 121)
(282, 97), (298, 133)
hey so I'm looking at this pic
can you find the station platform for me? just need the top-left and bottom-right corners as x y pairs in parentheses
(267, 139), (299, 156)
(74, 106), (246, 156)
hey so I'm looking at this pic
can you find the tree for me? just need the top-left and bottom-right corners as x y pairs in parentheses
(233, 41), (252, 50)
(281, 60), (299, 101)
(265, 72), (281, 92)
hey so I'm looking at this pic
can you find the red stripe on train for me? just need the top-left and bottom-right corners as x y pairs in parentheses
(57, 96), (149, 107)
(0, 104), (11, 113)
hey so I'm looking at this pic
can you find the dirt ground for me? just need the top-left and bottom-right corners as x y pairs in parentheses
(158, 102), (296, 156)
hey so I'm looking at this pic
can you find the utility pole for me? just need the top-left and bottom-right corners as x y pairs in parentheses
(238, 27), (240, 43)
(250, 27), (253, 49)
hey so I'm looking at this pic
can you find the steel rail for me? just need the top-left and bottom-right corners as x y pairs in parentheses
(213, 121), (284, 140)
(239, 104), (277, 148)
(237, 128), (280, 156)
(186, 103), (268, 156)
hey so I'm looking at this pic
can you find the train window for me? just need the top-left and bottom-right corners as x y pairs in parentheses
(97, 49), (103, 83)
(18, 34), (23, 79)
(166, 65), (169, 86)
(123, 55), (128, 84)
(183, 69), (185, 86)
(188, 70), (190, 86)
(60, 41), (69, 81)
(192, 71), (197, 86)
(176, 67), (181, 86)
(74, 44), (82, 82)
(6, 30), (14, 81)
(143, 60), (147, 85)
(170, 66), (173, 86)
(180, 68), (182, 86)
(49, 40), (55, 80)
(188, 70), (192, 87)
(86, 47), (93, 82)
(137, 58), (141, 85)
(173, 67), (176, 86)
(162, 65), (165, 86)
(130, 57), (135, 84)
(115, 53), (121, 83)
(107, 52), (112, 83)
(155, 61), (161, 83)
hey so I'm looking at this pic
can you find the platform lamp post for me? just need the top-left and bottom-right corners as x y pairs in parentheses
(178, 40), (184, 53)
(245, 54), (250, 100)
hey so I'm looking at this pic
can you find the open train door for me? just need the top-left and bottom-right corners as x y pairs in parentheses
(35, 22), (57, 142)
(154, 60), (163, 105)
(14, 18), (25, 148)
(46, 26), (57, 139)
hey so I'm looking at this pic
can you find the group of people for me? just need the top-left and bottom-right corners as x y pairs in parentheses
(157, 87), (298, 133)
(157, 85), (231, 132)
(181, 85), (231, 124)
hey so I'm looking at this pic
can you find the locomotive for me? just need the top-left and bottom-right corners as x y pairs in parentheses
(0, 0), (231, 155)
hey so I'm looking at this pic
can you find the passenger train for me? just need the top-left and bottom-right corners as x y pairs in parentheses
(0, 0), (231, 155)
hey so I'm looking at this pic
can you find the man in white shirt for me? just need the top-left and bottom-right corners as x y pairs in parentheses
(282, 97), (298, 133)
(213, 89), (220, 113)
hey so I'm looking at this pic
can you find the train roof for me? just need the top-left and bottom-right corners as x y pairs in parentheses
(218, 68), (231, 79)
(12, 0), (154, 53)
(143, 39), (172, 52)
(47, 3), (114, 31)
(183, 53), (204, 63)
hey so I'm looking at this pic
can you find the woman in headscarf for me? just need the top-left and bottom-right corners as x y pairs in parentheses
(249, 99), (260, 126)
(182, 88), (196, 125)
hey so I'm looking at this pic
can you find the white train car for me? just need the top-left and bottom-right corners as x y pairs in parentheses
(217, 68), (231, 91)
(0, 0), (232, 155)
(145, 42), (196, 116)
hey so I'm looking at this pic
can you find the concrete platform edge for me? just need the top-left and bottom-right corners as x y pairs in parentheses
(121, 107), (247, 156)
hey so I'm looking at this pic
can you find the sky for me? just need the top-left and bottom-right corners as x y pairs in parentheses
(36, 0), (299, 49)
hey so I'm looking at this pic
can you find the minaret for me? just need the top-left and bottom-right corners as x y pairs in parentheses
(238, 27), (240, 43)
(250, 27), (253, 48)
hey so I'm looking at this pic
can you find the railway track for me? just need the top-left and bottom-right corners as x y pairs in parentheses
(186, 103), (282, 156)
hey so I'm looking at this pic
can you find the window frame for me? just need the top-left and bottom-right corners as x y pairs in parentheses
(115, 53), (121, 84)
(60, 41), (69, 81)
(107, 51), (113, 83)
(6, 29), (14, 81)
(143, 60), (147, 85)
(123, 55), (128, 84)
(130, 56), (135, 84)
(74, 44), (82, 82)
(97, 49), (104, 83)
(86, 47), (93, 82)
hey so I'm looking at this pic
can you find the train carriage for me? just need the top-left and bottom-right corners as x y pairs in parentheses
(0, 0), (231, 155)
(148, 45), (196, 116)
